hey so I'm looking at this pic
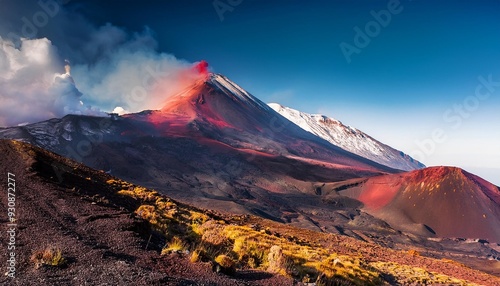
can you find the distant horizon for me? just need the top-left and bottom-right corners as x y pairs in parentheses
(0, 0), (498, 185)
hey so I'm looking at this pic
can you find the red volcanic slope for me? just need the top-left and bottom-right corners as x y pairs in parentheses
(123, 73), (396, 175)
(342, 166), (500, 242)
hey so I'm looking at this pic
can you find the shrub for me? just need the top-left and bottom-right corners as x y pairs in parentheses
(31, 248), (66, 268)
(190, 211), (208, 225)
(136, 205), (159, 224)
(189, 245), (212, 263)
(190, 249), (201, 263)
(316, 273), (356, 286)
(200, 222), (228, 246)
(407, 249), (420, 256)
(214, 254), (236, 275)
(232, 237), (266, 268)
(161, 236), (186, 255)
(318, 255), (382, 285)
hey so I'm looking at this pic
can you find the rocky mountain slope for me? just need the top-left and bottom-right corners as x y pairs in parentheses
(1, 139), (499, 285)
(338, 166), (500, 243)
(1, 72), (499, 256)
(0, 73), (397, 233)
(268, 103), (424, 171)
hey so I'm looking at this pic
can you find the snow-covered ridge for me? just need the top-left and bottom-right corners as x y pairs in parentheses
(268, 103), (424, 171)
(208, 73), (274, 112)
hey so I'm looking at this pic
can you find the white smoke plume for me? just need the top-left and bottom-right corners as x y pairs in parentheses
(0, 4), (205, 127)
(69, 24), (197, 115)
(0, 37), (92, 126)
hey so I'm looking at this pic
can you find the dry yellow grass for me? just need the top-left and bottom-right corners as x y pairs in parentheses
(370, 261), (477, 285)
(221, 225), (382, 284)
(215, 254), (235, 268)
(109, 177), (483, 285)
(161, 236), (187, 255)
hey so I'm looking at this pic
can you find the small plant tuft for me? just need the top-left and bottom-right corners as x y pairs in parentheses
(214, 254), (236, 275)
(31, 248), (66, 269)
(190, 249), (201, 263)
(161, 236), (186, 255)
(407, 249), (420, 256)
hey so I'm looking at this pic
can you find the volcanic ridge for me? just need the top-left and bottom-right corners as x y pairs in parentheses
(1, 68), (500, 284)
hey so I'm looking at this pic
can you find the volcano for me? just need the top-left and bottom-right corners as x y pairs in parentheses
(0, 72), (398, 232)
(123, 73), (396, 173)
(1, 71), (499, 246)
(338, 166), (500, 242)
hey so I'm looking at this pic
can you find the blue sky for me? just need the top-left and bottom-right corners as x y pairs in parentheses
(75, 0), (500, 184)
(2, 0), (499, 184)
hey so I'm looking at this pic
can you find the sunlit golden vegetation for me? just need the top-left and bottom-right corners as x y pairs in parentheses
(107, 177), (479, 285)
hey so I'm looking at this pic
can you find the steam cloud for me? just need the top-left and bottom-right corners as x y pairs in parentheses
(0, 3), (206, 126)
(0, 37), (88, 126)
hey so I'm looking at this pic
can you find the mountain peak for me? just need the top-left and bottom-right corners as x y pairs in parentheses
(119, 74), (394, 173)
(158, 73), (272, 120)
(269, 104), (424, 171)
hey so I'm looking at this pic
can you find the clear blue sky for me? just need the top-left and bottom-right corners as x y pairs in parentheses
(4, 0), (500, 184)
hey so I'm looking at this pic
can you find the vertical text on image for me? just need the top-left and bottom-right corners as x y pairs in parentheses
(6, 172), (17, 278)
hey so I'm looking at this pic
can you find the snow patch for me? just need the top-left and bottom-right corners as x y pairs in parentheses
(269, 103), (424, 171)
